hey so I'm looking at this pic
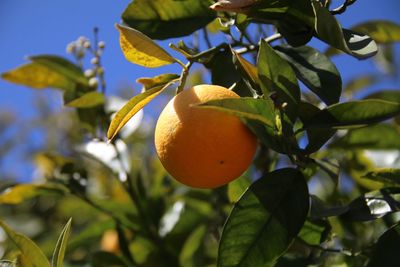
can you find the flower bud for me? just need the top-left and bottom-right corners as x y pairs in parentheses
(83, 41), (91, 49)
(91, 57), (99, 65)
(84, 69), (95, 78)
(89, 77), (99, 88)
(98, 41), (106, 49)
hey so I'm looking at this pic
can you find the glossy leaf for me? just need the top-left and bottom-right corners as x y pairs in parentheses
(227, 176), (251, 203)
(312, 1), (377, 59)
(107, 78), (178, 140)
(352, 20), (400, 44)
(330, 124), (400, 150)
(65, 91), (105, 108)
(136, 73), (180, 91)
(122, 0), (215, 40)
(298, 102), (336, 153)
(218, 168), (309, 267)
(196, 97), (275, 128)
(275, 45), (341, 105)
(311, 188), (400, 221)
(363, 168), (400, 186)
(257, 40), (300, 124)
(52, 218), (72, 267)
(179, 225), (207, 267)
(116, 24), (175, 68)
(368, 223), (400, 267)
(0, 184), (68, 205)
(304, 100), (400, 129)
(0, 220), (51, 267)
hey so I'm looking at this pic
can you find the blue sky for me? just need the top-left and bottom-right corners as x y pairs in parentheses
(0, 0), (399, 181)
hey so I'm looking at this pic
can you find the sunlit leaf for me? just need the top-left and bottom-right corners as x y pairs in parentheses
(368, 223), (400, 267)
(364, 90), (400, 103)
(116, 24), (175, 68)
(312, 1), (377, 59)
(227, 176), (251, 203)
(0, 184), (68, 205)
(298, 219), (331, 246)
(196, 97), (275, 128)
(52, 218), (72, 267)
(107, 79), (178, 140)
(136, 73), (180, 91)
(275, 45), (341, 105)
(330, 124), (400, 150)
(258, 40), (300, 124)
(122, 0), (215, 40)
(352, 20), (400, 44)
(2, 63), (75, 90)
(232, 50), (259, 89)
(65, 91), (105, 108)
(179, 225), (207, 267)
(218, 168), (309, 267)
(0, 220), (51, 267)
(304, 100), (400, 129)
(363, 168), (400, 187)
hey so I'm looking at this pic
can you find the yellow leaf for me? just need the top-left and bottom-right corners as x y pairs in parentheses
(65, 91), (105, 108)
(107, 79), (179, 140)
(2, 63), (74, 90)
(116, 24), (175, 68)
(0, 184), (68, 205)
(232, 50), (259, 85)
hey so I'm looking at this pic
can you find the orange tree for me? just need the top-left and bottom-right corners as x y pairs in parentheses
(1, 0), (400, 266)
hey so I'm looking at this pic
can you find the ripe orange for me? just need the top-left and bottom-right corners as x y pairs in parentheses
(154, 84), (258, 188)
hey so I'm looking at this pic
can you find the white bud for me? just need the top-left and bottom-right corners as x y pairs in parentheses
(78, 36), (87, 44)
(91, 57), (99, 65)
(89, 77), (99, 88)
(83, 41), (91, 48)
(98, 41), (106, 49)
(84, 69), (95, 78)
(66, 43), (75, 54)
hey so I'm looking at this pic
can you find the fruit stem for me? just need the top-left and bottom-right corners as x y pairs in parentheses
(176, 61), (193, 94)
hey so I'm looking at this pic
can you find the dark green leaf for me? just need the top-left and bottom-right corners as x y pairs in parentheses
(68, 220), (115, 251)
(363, 169), (400, 187)
(0, 220), (51, 267)
(298, 102), (336, 153)
(352, 20), (400, 44)
(257, 40), (300, 124)
(52, 218), (72, 267)
(218, 168), (309, 267)
(122, 0), (215, 40)
(330, 124), (400, 150)
(304, 100), (400, 129)
(312, 1), (377, 59)
(275, 45), (341, 105)
(196, 97), (275, 128)
(368, 223), (400, 267)
(206, 49), (241, 88)
(0, 183), (68, 205)
(91, 251), (129, 267)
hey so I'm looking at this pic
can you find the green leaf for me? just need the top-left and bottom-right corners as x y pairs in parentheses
(330, 124), (400, 150)
(65, 91), (105, 108)
(0, 220), (51, 267)
(116, 24), (175, 68)
(2, 63), (75, 90)
(298, 102), (336, 153)
(206, 49), (241, 88)
(312, 1), (377, 59)
(179, 225), (207, 267)
(196, 97), (275, 128)
(0, 184), (68, 205)
(52, 218), (72, 267)
(364, 90), (400, 103)
(275, 45), (341, 105)
(136, 73), (180, 91)
(304, 100), (400, 129)
(218, 168), (309, 267)
(107, 78), (178, 140)
(122, 0), (215, 40)
(68, 220), (115, 251)
(368, 223), (400, 267)
(363, 168), (400, 187)
(227, 176), (251, 203)
(352, 20), (400, 44)
(298, 219), (331, 246)
(2, 55), (87, 91)
(91, 251), (129, 267)
(257, 40), (300, 124)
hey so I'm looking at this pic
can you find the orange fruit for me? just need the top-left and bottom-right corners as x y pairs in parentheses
(154, 84), (258, 188)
